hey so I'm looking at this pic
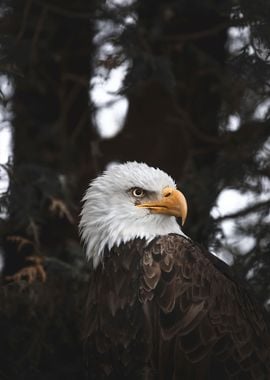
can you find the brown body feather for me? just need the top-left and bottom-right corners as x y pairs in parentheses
(84, 234), (270, 379)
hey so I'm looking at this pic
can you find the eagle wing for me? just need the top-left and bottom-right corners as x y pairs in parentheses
(140, 234), (270, 379)
(84, 234), (270, 379)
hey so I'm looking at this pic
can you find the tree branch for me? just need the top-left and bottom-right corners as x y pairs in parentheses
(215, 199), (270, 222)
(162, 21), (230, 43)
(32, 0), (94, 19)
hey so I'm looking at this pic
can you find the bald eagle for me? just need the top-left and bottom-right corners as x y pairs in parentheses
(80, 162), (270, 380)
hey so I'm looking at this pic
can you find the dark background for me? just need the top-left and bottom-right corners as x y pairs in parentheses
(0, 0), (270, 378)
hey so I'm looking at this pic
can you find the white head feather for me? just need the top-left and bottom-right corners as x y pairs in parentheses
(79, 162), (186, 268)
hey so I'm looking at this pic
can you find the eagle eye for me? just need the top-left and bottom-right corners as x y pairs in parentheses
(131, 187), (145, 198)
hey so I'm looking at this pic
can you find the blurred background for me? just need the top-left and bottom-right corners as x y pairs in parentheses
(0, 0), (270, 378)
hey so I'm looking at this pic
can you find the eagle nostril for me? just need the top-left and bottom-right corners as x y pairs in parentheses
(163, 190), (172, 198)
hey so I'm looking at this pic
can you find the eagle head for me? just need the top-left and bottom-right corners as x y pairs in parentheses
(79, 162), (187, 268)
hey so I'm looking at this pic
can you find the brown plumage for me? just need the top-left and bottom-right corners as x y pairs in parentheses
(84, 234), (270, 379)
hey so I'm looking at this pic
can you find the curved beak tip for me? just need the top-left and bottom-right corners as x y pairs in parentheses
(181, 214), (187, 226)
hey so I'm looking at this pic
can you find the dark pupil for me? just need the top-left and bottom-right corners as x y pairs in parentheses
(135, 188), (142, 196)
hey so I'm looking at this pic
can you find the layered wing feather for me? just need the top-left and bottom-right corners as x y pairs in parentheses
(140, 234), (270, 379)
(84, 234), (270, 379)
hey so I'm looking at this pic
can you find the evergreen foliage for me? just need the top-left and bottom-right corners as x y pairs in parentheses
(0, 0), (269, 377)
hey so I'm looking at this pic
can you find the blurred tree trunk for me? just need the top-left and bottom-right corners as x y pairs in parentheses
(11, 0), (97, 202)
(2, 0), (98, 273)
(0, 2), (96, 377)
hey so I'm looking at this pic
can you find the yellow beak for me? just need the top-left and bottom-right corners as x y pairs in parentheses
(136, 187), (188, 225)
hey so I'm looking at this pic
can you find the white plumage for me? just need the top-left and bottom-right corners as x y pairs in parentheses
(79, 162), (186, 268)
